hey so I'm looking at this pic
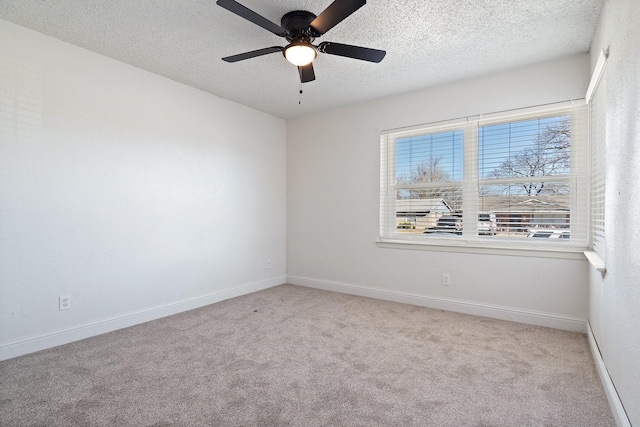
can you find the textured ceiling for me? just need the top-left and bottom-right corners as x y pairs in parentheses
(0, 0), (603, 119)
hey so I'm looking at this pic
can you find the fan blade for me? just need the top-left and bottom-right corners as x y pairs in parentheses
(309, 0), (366, 36)
(318, 41), (385, 63)
(222, 46), (283, 63)
(217, 0), (286, 37)
(298, 63), (316, 83)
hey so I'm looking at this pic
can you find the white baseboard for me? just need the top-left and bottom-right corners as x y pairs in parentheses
(587, 322), (631, 427)
(0, 276), (286, 361)
(287, 275), (587, 333)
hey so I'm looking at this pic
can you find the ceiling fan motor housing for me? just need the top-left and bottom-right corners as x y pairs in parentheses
(281, 11), (317, 41)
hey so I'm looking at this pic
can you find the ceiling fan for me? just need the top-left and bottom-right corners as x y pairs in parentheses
(216, 0), (386, 83)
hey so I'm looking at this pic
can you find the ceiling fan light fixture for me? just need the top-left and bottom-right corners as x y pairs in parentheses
(284, 42), (317, 66)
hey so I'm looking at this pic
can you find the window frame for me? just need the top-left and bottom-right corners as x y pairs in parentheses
(379, 101), (589, 256)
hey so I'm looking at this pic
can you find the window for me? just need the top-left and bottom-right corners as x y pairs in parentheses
(380, 102), (589, 252)
(588, 51), (607, 259)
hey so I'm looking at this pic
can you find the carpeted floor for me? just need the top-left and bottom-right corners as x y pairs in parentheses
(0, 284), (614, 426)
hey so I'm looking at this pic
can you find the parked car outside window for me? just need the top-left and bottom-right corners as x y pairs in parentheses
(478, 213), (497, 235)
(424, 213), (497, 236)
(527, 229), (570, 239)
(424, 216), (462, 235)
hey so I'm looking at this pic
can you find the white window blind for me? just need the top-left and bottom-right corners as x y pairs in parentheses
(380, 102), (589, 251)
(588, 54), (607, 258)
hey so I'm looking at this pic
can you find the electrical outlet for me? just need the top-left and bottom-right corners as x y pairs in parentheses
(266, 259), (272, 269)
(442, 274), (451, 286)
(59, 295), (71, 311)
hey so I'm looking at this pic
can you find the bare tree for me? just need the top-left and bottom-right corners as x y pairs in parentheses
(396, 157), (462, 210)
(491, 118), (571, 196)
(411, 156), (449, 183)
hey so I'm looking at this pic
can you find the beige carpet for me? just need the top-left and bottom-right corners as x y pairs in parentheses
(0, 284), (614, 426)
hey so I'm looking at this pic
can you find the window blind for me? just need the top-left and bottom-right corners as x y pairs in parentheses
(381, 102), (589, 251)
(589, 57), (607, 258)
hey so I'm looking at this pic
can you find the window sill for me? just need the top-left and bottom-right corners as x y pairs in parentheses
(376, 238), (587, 260)
(583, 251), (606, 273)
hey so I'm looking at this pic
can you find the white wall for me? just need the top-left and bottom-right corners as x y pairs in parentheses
(0, 20), (286, 360)
(287, 54), (591, 331)
(588, 0), (640, 424)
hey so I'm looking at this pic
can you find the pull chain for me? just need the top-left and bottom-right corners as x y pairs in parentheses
(298, 80), (303, 105)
